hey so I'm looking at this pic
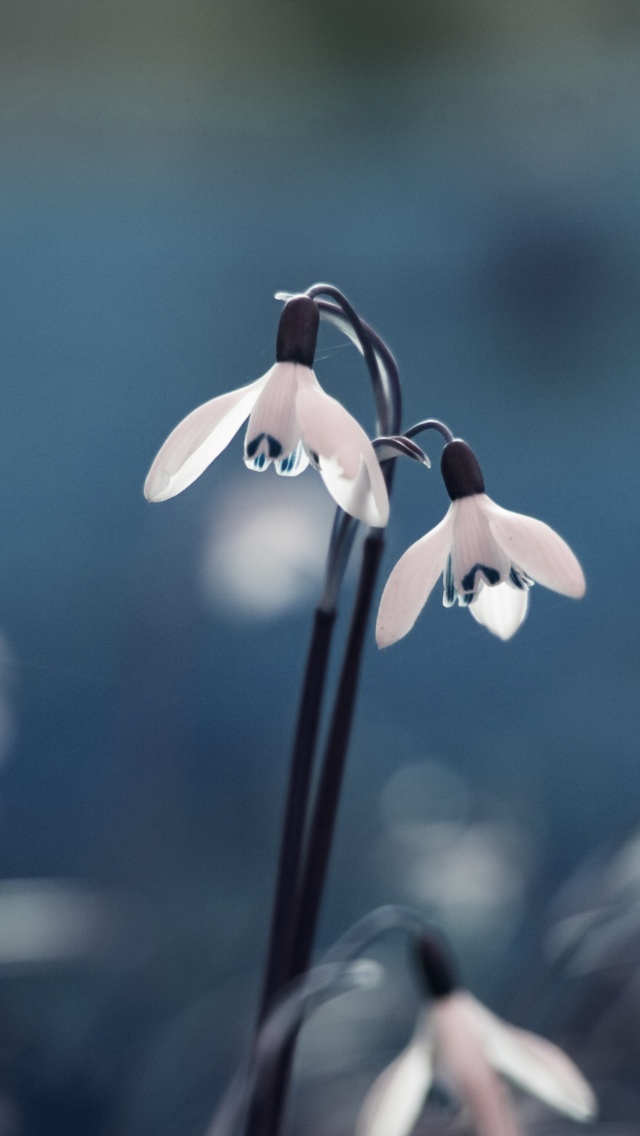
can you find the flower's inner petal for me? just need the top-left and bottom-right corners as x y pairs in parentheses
(509, 567), (533, 590)
(484, 500), (586, 598)
(245, 432), (285, 470)
(462, 563), (500, 591)
(276, 440), (310, 477)
(450, 497), (511, 599)
(295, 370), (389, 526)
(469, 581), (529, 640)
(356, 1015), (435, 1136)
(443, 555), (456, 607)
(144, 375), (268, 502)
(244, 362), (301, 473)
(377, 511), (454, 647)
(461, 994), (597, 1122)
(444, 556), (475, 607)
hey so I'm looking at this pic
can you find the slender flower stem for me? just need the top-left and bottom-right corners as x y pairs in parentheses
(255, 509), (359, 1025)
(405, 418), (454, 445)
(284, 290), (401, 988)
(280, 287), (401, 995)
(209, 959), (381, 1136)
(255, 606), (337, 1023)
(289, 531), (387, 979)
(248, 528), (390, 1136)
(211, 908), (444, 1136)
(306, 284), (391, 432)
(254, 288), (400, 1025)
(308, 295), (401, 437)
(254, 286), (393, 1028)
(246, 288), (401, 1136)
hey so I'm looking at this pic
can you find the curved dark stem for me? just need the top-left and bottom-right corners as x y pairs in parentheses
(254, 290), (400, 1026)
(405, 417), (454, 444)
(211, 905), (455, 1136)
(306, 284), (389, 432)
(247, 290), (401, 1136)
(209, 959), (380, 1136)
(306, 289), (402, 437)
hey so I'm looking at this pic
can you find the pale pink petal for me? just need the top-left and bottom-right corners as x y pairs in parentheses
(294, 369), (389, 526)
(461, 994), (597, 1122)
(435, 995), (521, 1136)
(144, 375), (268, 502)
(356, 1012), (434, 1136)
(450, 497), (511, 596)
(469, 581), (529, 640)
(244, 362), (302, 472)
(376, 512), (453, 647)
(484, 500), (586, 599)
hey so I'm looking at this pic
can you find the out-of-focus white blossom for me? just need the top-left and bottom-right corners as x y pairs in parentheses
(357, 990), (596, 1136)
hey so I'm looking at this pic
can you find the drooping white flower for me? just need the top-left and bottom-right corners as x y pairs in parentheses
(376, 439), (585, 644)
(356, 991), (597, 1136)
(144, 295), (389, 527)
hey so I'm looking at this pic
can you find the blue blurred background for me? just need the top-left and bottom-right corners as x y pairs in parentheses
(0, 2), (639, 1133)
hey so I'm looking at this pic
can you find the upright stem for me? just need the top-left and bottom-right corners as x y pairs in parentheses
(255, 606), (336, 1022)
(247, 530), (387, 1136)
(288, 532), (386, 978)
(255, 508), (358, 1024)
(246, 287), (401, 1136)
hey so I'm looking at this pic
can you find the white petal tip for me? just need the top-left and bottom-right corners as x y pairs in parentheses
(143, 469), (173, 502)
(371, 501), (390, 528)
(469, 582), (529, 640)
(569, 572), (587, 600)
(375, 625), (394, 649)
(356, 1026), (434, 1136)
(464, 991), (599, 1125)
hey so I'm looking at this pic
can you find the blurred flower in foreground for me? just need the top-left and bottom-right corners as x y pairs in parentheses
(376, 438), (584, 643)
(357, 936), (596, 1136)
(144, 295), (389, 526)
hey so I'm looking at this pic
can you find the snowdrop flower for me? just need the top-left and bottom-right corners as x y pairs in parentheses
(356, 936), (596, 1136)
(376, 438), (585, 643)
(144, 295), (389, 527)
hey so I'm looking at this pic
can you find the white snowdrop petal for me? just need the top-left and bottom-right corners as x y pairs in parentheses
(244, 362), (302, 472)
(485, 501), (586, 599)
(315, 453), (385, 527)
(469, 582), (529, 640)
(144, 375), (268, 502)
(450, 497), (511, 596)
(462, 995), (596, 1122)
(295, 370), (389, 526)
(435, 995), (520, 1136)
(356, 1018), (434, 1136)
(376, 512), (453, 647)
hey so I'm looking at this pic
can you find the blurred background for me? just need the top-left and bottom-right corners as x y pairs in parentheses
(0, 1), (639, 1132)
